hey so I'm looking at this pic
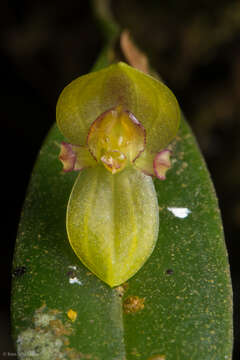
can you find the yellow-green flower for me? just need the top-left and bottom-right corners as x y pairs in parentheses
(56, 62), (180, 287)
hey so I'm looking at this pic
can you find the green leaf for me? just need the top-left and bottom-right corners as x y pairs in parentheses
(11, 1), (232, 357)
(11, 114), (233, 359)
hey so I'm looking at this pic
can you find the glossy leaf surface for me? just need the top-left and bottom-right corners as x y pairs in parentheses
(11, 116), (233, 359)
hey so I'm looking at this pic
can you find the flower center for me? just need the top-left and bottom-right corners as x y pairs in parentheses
(87, 105), (146, 174)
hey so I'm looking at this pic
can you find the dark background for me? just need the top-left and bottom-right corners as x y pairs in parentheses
(1, 0), (239, 358)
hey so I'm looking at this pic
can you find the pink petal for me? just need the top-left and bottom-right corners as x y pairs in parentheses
(59, 142), (76, 172)
(153, 149), (172, 180)
(59, 143), (97, 172)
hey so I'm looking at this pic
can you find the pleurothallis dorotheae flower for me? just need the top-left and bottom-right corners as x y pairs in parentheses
(56, 62), (180, 287)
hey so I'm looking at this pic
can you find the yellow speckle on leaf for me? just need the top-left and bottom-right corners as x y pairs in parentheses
(123, 296), (145, 314)
(67, 309), (77, 322)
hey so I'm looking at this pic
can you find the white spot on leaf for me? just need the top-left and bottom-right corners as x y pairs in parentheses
(167, 207), (191, 219)
(69, 276), (82, 285)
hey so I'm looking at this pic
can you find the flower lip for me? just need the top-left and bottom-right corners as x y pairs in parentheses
(101, 150), (127, 174)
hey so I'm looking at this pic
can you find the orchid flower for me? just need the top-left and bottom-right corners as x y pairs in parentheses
(56, 62), (180, 287)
